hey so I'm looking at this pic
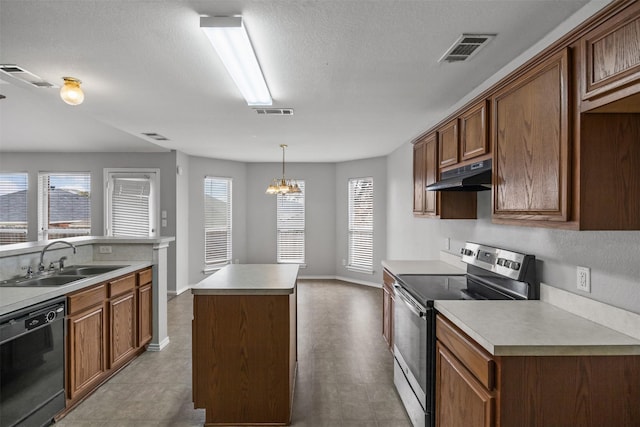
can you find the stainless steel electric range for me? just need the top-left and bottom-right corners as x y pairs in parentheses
(392, 242), (538, 427)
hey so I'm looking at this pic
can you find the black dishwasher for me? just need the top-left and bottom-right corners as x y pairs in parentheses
(0, 296), (66, 427)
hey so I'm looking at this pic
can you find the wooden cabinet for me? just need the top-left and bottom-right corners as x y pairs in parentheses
(137, 268), (153, 347)
(436, 314), (640, 427)
(382, 269), (395, 351)
(581, 1), (640, 105)
(413, 133), (477, 219)
(436, 343), (494, 427)
(67, 284), (107, 401)
(413, 134), (438, 216)
(108, 274), (136, 369)
(65, 268), (152, 409)
(438, 119), (459, 168)
(460, 101), (490, 161)
(193, 288), (297, 425)
(492, 48), (570, 223)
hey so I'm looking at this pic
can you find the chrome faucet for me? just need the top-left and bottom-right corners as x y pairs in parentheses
(39, 241), (77, 272)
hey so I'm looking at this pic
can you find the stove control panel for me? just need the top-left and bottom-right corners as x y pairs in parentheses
(461, 242), (534, 281)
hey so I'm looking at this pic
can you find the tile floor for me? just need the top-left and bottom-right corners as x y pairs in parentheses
(56, 280), (411, 427)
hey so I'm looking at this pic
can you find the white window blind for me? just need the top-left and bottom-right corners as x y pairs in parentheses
(109, 176), (152, 237)
(277, 180), (305, 264)
(204, 177), (232, 267)
(0, 173), (28, 245)
(38, 173), (91, 240)
(348, 177), (374, 273)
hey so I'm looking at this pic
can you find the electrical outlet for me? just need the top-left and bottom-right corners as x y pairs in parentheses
(444, 238), (451, 250)
(577, 266), (591, 292)
(99, 246), (112, 254)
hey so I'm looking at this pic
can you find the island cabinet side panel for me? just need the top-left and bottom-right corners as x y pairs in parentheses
(497, 355), (640, 427)
(192, 294), (293, 426)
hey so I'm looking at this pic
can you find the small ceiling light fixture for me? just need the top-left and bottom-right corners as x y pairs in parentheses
(59, 77), (84, 105)
(200, 16), (272, 106)
(266, 144), (300, 195)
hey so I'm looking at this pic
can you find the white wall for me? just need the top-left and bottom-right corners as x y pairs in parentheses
(0, 151), (182, 293)
(187, 155), (248, 286)
(335, 157), (387, 285)
(246, 163), (336, 277)
(175, 150), (190, 295)
(387, 142), (640, 314)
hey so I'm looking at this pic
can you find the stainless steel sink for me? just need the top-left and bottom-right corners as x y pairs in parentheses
(60, 265), (125, 276)
(0, 275), (88, 287)
(0, 265), (126, 287)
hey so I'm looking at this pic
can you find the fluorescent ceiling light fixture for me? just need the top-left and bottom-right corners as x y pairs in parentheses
(200, 16), (272, 106)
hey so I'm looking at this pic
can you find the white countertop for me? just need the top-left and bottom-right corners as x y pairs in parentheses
(435, 300), (640, 356)
(382, 259), (466, 276)
(191, 264), (299, 295)
(0, 261), (152, 316)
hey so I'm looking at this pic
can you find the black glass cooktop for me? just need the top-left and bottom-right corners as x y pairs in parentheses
(396, 274), (468, 306)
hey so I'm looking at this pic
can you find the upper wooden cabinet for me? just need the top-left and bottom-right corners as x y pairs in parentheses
(438, 119), (459, 169)
(492, 48), (570, 223)
(460, 101), (490, 161)
(413, 133), (476, 219)
(581, 1), (640, 104)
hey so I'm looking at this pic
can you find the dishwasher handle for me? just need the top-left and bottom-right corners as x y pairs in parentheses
(394, 284), (427, 319)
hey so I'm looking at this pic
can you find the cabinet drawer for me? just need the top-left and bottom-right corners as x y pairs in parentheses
(68, 283), (107, 315)
(137, 268), (152, 286)
(109, 274), (135, 297)
(436, 315), (495, 390)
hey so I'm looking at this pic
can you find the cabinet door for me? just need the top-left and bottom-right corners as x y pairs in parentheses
(382, 270), (394, 351)
(67, 305), (106, 400)
(438, 119), (459, 168)
(460, 101), (490, 161)
(413, 140), (426, 214)
(423, 134), (438, 216)
(582, 2), (640, 101)
(137, 283), (153, 347)
(436, 342), (494, 427)
(109, 291), (136, 368)
(492, 48), (570, 222)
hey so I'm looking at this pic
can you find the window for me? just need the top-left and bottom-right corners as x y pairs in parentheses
(348, 177), (373, 273)
(38, 173), (91, 240)
(0, 173), (28, 245)
(204, 177), (232, 268)
(105, 170), (158, 237)
(277, 180), (305, 264)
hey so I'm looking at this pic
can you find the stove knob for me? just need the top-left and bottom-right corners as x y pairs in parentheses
(511, 261), (521, 270)
(460, 248), (473, 256)
(45, 310), (56, 323)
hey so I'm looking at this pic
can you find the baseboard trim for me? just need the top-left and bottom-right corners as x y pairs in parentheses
(147, 336), (170, 352)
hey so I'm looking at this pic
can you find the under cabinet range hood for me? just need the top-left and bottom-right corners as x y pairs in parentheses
(427, 159), (492, 191)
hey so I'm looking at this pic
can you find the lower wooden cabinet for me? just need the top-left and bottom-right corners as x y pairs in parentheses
(382, 269), (395, 351)
(66, 284), (107, 401)
(435, 314), (640, 427)
(65, 267), (153, 408)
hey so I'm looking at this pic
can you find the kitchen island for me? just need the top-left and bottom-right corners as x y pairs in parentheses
(191, 264), (299, 426)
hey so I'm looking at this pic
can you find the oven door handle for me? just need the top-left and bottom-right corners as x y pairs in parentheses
(394, 284), (427, 319)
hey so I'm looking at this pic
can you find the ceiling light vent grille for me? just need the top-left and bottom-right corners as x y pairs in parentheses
(438, 34), (496, 63)
(0, 64), (55, 88)
(142, 132), (170, 141)
(254, 108), (294, 116)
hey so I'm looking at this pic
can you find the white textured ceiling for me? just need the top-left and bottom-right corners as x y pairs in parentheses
(0, 0), (603, 162)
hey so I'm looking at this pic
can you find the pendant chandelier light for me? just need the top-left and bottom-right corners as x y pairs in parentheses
(266, 144), (301, 195)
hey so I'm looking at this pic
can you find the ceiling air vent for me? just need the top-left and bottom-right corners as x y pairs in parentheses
(0, 64), (56, 88)
(438, 34), (496, 63)
(254, 108), (294, 116)
(142, 132), (170, 141)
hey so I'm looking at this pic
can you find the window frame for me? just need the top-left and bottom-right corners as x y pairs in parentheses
(347, 176), (374, 274)
(38, 172), (91, 240)
(0, 172), (29, 245)
(276, 180), (305, 265)
(204, 176), (233, 271)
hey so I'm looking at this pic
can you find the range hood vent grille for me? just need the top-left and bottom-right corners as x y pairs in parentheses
(439, 34), (496, 63)
(254, 108), (294, 116)
(0, 64), (56, 88)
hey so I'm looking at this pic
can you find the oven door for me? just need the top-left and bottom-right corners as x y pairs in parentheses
(393, 284), (431, 412)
